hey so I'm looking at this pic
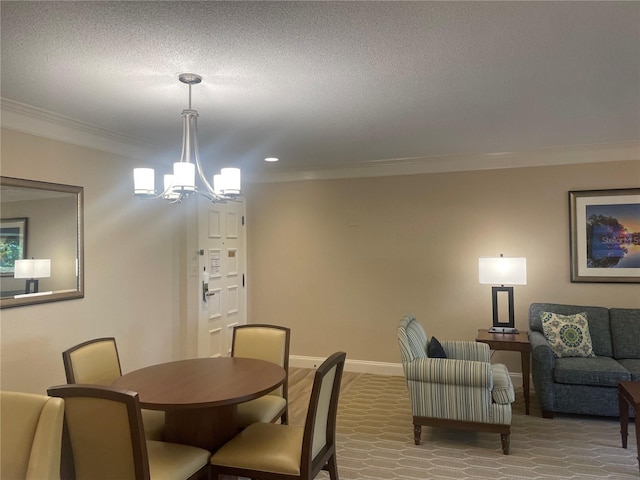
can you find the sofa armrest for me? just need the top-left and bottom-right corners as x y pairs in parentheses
(528, 330), (557, 414)
(529, 330), (556, 368)
(404, 357), (492, 387)
(441, 340), (491, 362)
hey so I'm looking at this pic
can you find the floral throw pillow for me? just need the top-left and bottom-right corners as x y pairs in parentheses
(541, 311), (595, 358)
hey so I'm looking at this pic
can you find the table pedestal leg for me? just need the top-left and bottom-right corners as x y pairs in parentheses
(521, 350), (531, 415)
(165, 405), (238, 453)
(619, 394), (629, 449)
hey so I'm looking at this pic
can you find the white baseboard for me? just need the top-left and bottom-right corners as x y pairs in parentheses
(290, 355), (404, 376)
(290, 355), (530, 388)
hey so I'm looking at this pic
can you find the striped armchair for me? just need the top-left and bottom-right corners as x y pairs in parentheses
(397, 315), (515, 454)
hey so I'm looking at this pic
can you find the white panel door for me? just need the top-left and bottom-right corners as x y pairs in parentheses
(197, 197), (246, 358)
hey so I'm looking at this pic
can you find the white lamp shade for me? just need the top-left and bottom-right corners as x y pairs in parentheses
(163, 174), (180, 199)
(173, 162), (196, 192)
(220, 168), (241, 195)
(133, 168), (155, 195)
(213, 174), (223, 195)
(14, 259), (51, 279)
(479, 256), (527, 285)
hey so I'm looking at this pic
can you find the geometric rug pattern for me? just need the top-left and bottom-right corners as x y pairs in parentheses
(289, 370), (638, 479)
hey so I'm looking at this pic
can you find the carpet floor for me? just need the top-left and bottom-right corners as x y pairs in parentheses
(287, 368), (638, 480)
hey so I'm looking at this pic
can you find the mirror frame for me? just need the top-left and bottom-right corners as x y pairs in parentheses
(0, 176), (84, 309)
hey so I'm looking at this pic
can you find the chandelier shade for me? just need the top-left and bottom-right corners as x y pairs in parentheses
(133, 73), (241, 203)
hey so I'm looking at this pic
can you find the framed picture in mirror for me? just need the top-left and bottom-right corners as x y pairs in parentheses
(0, 217), (27, 276)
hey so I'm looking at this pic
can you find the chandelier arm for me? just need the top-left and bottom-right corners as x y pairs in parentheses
(191, 114), (218, 197)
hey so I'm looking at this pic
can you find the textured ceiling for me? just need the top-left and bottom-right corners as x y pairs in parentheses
(1, 1), (639, 179)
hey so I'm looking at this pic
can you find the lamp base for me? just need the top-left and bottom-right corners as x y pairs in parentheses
(24, 279), (39, 294)
(488, 326), (519, 334)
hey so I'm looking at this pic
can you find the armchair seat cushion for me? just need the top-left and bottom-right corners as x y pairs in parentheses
(554, 356), (631, 387)
(491, 364), (515, 404)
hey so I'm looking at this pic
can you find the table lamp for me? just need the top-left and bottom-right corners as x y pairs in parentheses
(14, 258), (51, 294)
(479, 254), (527, 334)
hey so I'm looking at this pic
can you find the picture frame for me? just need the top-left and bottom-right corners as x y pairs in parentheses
(569, 188), (640, 283)
(0, 217), (28, 276)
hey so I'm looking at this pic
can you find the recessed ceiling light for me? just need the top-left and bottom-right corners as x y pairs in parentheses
(265, 157), (279, 162)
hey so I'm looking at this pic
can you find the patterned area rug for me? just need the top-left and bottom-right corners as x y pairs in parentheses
(292, 371), (638, 479)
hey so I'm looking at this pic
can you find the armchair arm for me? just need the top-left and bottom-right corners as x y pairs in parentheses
(404, 357), (492, 388)
(27, 396), (64, 480)
(441, 341), (491, 362)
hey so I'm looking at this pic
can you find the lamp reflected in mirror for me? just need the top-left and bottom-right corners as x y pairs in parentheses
(14, 258), (51, 294)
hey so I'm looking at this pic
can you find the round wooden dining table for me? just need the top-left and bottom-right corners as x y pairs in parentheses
(112, 357), (285, 452)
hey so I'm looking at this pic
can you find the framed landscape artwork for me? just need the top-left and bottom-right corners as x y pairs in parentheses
(0, 217), (28, 276)
(569, 188), (640, 283)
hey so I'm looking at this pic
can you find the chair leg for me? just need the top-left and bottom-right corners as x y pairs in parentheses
(500, 433), (510, 455)
(326, 454), (339, 480)
(413, 424), (422, 445)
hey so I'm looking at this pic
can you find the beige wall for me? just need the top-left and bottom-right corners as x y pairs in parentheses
(0, 129), (190, 394)
(246, 160), (640, 373)
(1, 127), (638, 392)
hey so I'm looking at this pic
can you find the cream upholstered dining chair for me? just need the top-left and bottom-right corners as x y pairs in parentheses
(1, 391), (65, 480)
(62, 337), (165, 441)
(47, 384), (211, 480)
(397, 315), (515, 454)
(231, 324), (290, 425)
(210, 351), (346, 480)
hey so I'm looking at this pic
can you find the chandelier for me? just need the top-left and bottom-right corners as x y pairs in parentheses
(133, 73), (241, 203)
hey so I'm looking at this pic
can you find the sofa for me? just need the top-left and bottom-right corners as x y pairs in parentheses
(528, 302), (640, 418)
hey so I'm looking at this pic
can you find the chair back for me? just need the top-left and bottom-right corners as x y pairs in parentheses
(232, 324), (290, 398)
(47, 384), (149, 480)
(62, 337), (122, 385)
(301, 351), (346, 479)
(1, 391), (65, 480)
(397, 314), (427, 363)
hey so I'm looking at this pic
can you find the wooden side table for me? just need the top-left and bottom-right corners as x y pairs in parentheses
(476, 329), (532, 415)
(618, 381), (640, 473)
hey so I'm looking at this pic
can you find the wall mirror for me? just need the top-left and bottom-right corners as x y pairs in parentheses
(0, 176), (84, 308)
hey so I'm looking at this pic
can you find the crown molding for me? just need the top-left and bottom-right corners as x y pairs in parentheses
(0, 97), (158, 160)
(2, 97), (638, 180)
(254, 141), (640, 183)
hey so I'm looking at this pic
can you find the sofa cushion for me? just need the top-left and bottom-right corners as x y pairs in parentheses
(541, 312), (595, 358)
(554, 356), (631, 387)
(617, 359), (640, 381)
(529, 303), (613, 357)
(610, 308), (640, 359)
